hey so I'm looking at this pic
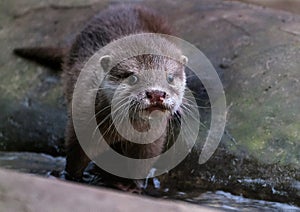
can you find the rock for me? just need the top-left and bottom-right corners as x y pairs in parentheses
(0, 0), (109, 155)
(0, 151), (65, 175)
(229, 0), (300, 15)
(0, 168), (215, 212)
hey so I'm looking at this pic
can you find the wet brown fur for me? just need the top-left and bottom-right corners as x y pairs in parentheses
(63, 5), (181, 179)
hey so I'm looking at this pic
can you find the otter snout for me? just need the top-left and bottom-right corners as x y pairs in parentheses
(146, 90), (166, 104)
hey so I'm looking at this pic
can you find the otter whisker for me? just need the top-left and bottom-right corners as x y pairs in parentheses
(182, 97), (211, 109)
(88, 104), (111, 123)
(180, 104), (206, 129)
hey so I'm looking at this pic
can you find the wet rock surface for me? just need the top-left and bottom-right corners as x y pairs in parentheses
(0, 0), (300, 209)
(158, 147), (300, 206)
(0, 168), (215, 212)
(0, 151), (65, 175)
(0, 152), (298, 210)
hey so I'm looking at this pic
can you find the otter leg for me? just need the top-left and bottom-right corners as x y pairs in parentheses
(65, 120), (90, 180)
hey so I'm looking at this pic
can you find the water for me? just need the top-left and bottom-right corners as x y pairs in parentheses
(0, 151), (299, 211)
(183, 191), (300, 211)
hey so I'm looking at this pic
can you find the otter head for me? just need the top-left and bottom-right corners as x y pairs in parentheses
(99, 54), (188, 120)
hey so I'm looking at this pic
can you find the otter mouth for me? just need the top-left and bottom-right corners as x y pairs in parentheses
(133, 104), (170, 124)
(128, 101), (171, 121)
(145, 104), (168, 112)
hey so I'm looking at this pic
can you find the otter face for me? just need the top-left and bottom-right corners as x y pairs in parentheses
(100, 54), (187, 116)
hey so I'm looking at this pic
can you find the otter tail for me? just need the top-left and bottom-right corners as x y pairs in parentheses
(13, 47), (67, 70)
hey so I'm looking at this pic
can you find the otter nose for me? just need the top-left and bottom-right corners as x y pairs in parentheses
(146, 90), (166, 103)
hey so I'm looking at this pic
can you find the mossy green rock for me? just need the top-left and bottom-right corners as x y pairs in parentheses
(0, 0), (111, 155)
(225, 43), (300, 166)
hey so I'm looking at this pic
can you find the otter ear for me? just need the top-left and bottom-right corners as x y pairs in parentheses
(99, 55), (112, 72)
(180, 55), (188, 65)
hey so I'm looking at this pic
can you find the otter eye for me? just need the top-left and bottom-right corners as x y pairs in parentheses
(128, 75), (139, 85)
(167, 73), (174, 83)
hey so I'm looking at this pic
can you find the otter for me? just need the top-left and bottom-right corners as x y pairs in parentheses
(14, 5), (190, 191)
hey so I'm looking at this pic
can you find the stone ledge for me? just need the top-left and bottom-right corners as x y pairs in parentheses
(0, 168), (217, 212)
